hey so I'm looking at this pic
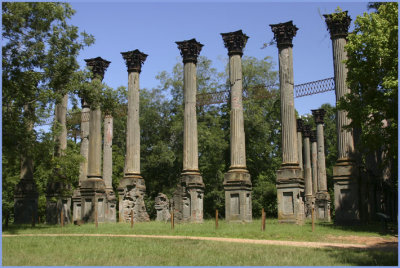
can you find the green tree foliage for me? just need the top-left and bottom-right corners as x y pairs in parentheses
(2, 2), (94, 223)
(339, 2), (397, 181)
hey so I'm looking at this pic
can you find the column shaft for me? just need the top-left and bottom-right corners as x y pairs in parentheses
(229, 54), (246, 169)
(87, 106), (102, 178)
(303, 137), (312, 196)
(279, 47), (298, 165)
(316, 124), (327, 192)
(333, 38), (354, 160)
(55, 94), (68, 155)
(311, 140), (318, 195)
(103, 115), (113, 189)
(183, 62), (199, 172)
(297, 131), (303, 170)
(79, 102), (90, 186)
(125, 71), (141, 175)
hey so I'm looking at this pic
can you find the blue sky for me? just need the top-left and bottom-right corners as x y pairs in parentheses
(68, 1), (370, 116)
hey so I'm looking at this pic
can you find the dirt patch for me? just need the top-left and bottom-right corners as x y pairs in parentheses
(325, 234), (398, 250)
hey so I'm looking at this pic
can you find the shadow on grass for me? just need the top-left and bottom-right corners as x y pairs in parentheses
(316, 221), (398, 236)
(325, 246), (398, 266)
(2, 224), (55, 234)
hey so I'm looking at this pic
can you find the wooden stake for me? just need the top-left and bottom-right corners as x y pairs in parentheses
(215, 209), (219, 229)
(262, 208), (266, 231)
(312, 207), (315, 232)
(61, 208), (64, 227)
(131, 209), (134, 229)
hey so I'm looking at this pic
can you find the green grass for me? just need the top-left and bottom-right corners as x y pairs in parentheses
(2, 218), (396, 243)
(2, 236), (397, 266)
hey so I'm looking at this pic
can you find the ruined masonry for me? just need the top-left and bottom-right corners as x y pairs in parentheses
(118, 50), (150, 223)
(155, 193), (171, 222)
(312, 109), (331, 221)
(324, 11), (360, 224)
(173, 39), (205, 223)
(80, 57), (111, 223)
(270, 21), (304, 224)
(221, 30), (252, 222)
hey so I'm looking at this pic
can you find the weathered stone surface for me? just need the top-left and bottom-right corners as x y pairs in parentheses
(84, 57), (110, 80)
(302, 124), (314, 218)
(155, 193), (171, 222)
(117, 177), (149, 222)
(80, 178), (106, 222)
(45, 182), (72, 224)
(14, 179), (38, 224)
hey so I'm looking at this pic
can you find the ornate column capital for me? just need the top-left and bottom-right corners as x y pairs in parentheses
(312, 109), (326, 124)
(323, 11), (351, 39)
(84, 57), (111, 81)
(176, 38), (203, 64)
(220, 30), (249, 56)
(270, 21), (298, 49)
(310, 130), (317, 143)
(296, 119), (304, 133)
(121, 49), (148, 73)
(303, 124), (311, 138)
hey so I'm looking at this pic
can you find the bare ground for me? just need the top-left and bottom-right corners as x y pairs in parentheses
(3, 233), (398, 251)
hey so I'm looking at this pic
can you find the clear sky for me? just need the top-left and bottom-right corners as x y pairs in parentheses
(68, 1), (370, 116)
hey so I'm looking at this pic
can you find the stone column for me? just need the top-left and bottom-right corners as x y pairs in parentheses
(324, 11), (360, 224)
(80, 57), (110, 223)
(221, 30), (252, 222)
(118, 50), (149, 223)
(310, 130), (318, 196)
(296, 119), (304, 171)
(270, 21), (304, 224)
(103, 114), (116, 222)
(14, 103), (39, 224)
(173, 39), (205, 223)
(46, 93), (72, 224)
(312, 109), (331, 221)
(302, 124), (314, 218)
(72, 98), (90, 222)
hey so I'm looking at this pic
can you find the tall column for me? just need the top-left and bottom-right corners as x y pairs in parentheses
(302, 124), (314, 218)
(14, 103), (38, 224)
(80, 57), (110, 223)
(103, 114), (116, 222)
(270, 21), (304, 224)
(72, 98), (90, 222)
(296, 119), (304, 171)
(221, 30), (252, 222)
(312, 109), (330, 221)
(310, 130), (318, 196)
(324, 11), (360, 224)
(46, 93), (72, 224)
(172, 39), (204, 223)
(118, 50), (149, 223)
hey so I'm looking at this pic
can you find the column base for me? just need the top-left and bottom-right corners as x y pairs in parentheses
(315, 191), (331, 221)
(223, 169), (252, 223)
(45, 182), (72, 224)
(276, 166), (304, 225)
(155, 193), (171, 222)
(105, 188), (117, 222)
(80, 178), (106, 223)
(172, 172), (204, 223)
(117, 175), (150, 223)
(14, 179), (38, 224)
(333, 160), (360, 224)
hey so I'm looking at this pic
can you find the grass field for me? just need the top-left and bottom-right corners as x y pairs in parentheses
(2, 219), (398, 266)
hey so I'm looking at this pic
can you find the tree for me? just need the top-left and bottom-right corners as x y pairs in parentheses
(2, 2), (94, 223)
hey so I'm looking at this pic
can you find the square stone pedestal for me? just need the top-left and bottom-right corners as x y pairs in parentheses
(223, 170), (252, 222)
(333, 161), (360, 224)
(117, 176), (150, 223)
(315, 191), (331, 221)
(276, 167), (304, 224)
(72, 189), (81, 222)
(105, 189), (116, 222)
(14, 179), (38, 224)
(80, 178), (107, 223)
(46, 182), (72, 224)
(172, 173), (204, 223)
(304, 195), (315, 219)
